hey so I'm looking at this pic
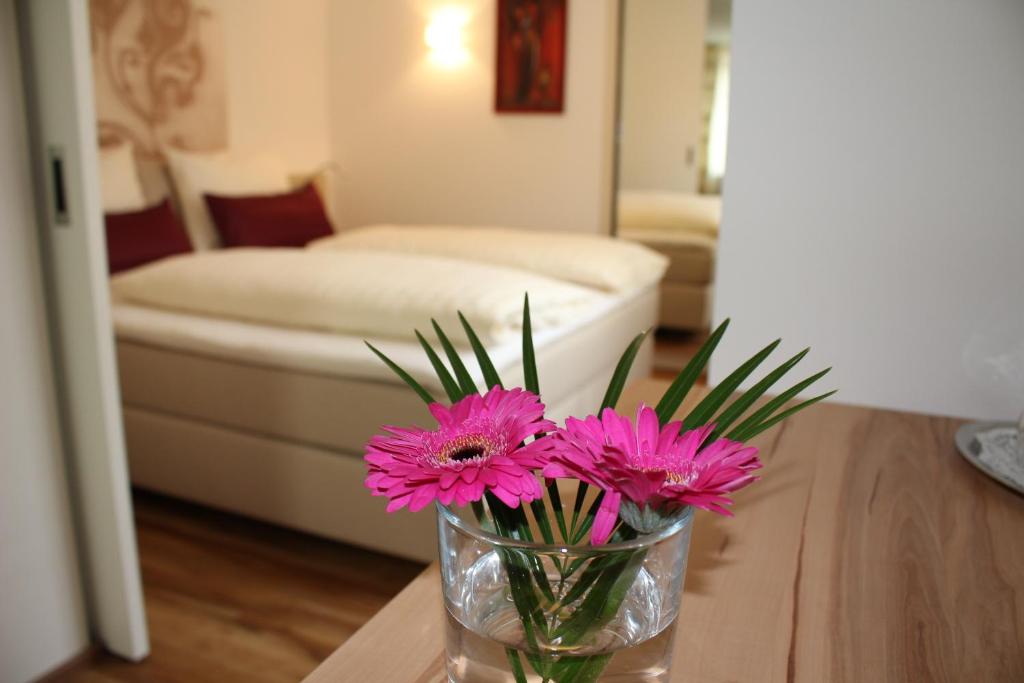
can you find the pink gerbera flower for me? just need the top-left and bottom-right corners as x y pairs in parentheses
(537, 405), (761, 544)
(364, 387), (554, 513)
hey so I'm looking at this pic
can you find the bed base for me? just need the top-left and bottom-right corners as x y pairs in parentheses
(123, 348), (650, 563)
(118, 282), (657, 563)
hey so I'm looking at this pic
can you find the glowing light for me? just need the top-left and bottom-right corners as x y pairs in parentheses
(425, 7), (469, 67)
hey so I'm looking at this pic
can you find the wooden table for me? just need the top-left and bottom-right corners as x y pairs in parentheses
(303, 379), (1024, 682)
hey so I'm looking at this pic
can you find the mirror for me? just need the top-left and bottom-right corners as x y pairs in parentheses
(611, 0), (731, 334)
(613, 0), (731, 234)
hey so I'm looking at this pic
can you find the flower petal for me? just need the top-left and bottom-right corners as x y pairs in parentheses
(590, 491), (622, 545)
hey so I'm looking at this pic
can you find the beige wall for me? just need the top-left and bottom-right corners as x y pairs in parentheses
(619, 0), (707, 193)
(91, 0), (616, 230)
(0, 1), (89, 679)
(326, 0), (619, 234)
(222, 0), (331, 173)
(89, 0), (330, 173)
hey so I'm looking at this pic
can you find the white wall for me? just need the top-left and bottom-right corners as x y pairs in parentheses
(619, 0), (707, 193)
(0, 1), (89, 679)
(711, 0), (1024, 421)
(222, 0), (330, 173)
(327, 0), (619, 234)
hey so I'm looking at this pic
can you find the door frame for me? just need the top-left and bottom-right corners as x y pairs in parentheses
(16, 0), (148, 660)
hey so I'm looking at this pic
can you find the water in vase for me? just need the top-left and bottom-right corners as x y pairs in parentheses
(443, 551), (680, 683)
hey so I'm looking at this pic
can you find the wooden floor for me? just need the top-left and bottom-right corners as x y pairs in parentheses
(52, 491), (424, 683)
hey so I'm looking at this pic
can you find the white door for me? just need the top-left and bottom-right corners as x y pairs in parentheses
(16, 0), (148, 660)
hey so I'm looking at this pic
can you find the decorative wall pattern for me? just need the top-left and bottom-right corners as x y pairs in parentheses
(90, 0), (227, 157)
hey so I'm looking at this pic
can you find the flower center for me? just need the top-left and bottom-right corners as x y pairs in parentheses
(451, 445), (486, 461)
(665, 463), (701, 487)
(435, 433), (494, 465)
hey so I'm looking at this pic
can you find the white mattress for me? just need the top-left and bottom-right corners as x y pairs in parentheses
(618, 190), (721, 238)
(111, 283), (655, 388)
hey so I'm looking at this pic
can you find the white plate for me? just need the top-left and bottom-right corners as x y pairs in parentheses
(954, 421), (1024, 496)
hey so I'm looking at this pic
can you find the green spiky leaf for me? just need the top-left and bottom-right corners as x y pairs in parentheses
(682, 338), (781, 429)
(709, 347), (810, 437)
(569, 330), (651, 541)
(521, 295), (539, 395)
(414, 330), (462, 403)
(600, 329), (651, 411)
(726, 367), (833, 441)
(733, 390), (837, 442)
(431, 319), (478, 396)
(546, 482), (567, 542)
(504, 649), (528, 683)
(458, 311), (503, 391)
(655, 318), (729, 424)
(365, 342), (436, 405)
(529, 499), (555, 545)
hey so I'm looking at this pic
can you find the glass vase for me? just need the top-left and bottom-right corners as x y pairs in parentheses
(437, 502), (694, 683)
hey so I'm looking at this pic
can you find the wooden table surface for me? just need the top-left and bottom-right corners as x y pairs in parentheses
(303, 379), (1024, 682)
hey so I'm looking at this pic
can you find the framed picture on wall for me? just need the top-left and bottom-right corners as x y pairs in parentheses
(495, 0), (567, 113)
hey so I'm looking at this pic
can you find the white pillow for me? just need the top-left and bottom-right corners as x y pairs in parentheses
(165, 149), (291, 250)
(98, 144), (146, 212)
(310, 225), (670, 293)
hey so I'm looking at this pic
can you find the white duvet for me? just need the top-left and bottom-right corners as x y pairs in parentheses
(110, 248), (603, 345)
(309, 224), (668, 293)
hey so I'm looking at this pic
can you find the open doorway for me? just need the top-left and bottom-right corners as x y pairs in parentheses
(33, 1), (427, 680)
(41, 1), (663, 680)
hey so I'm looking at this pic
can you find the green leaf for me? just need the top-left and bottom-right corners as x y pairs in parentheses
(520, 297), (560, 541)
(655, 318), (730, 425)
(561, 555), (591, 581)
(726, 367), (832, 441)
(571, 323), (651, 543)
(570, 490), (606, 545)
(521, 294), (539, 395)
(529, 499), (555, 545)
(414, 330), (462, 403)
(569, 480), (590, 541)
(600, 329), (651, 411)
(546, 482), (568, 542)
(486, 495), (558, 604)
(551, 654), (613, 683)
(557, 554), (616, 606)
(365, 342), (436, 405)
(682, 338), (781, 429)
(709, 347), (810, 437)
(485, 493), (552, 635)
(431, 319), (478, 396)
(551, 545), (644, 642)
(470, 500), (488, 526)
(458, 311), (503, 391)
(504, 649), (528, 683)
(732, 390), (837, 442)
(498, 547), (546, 646)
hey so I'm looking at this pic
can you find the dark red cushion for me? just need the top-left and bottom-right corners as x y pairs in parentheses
(105, 199), (192, 274)
(204, 183), (334, 248)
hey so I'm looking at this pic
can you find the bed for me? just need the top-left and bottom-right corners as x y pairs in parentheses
(617, 190), (721, 331)
(110, 226), (664, 562)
